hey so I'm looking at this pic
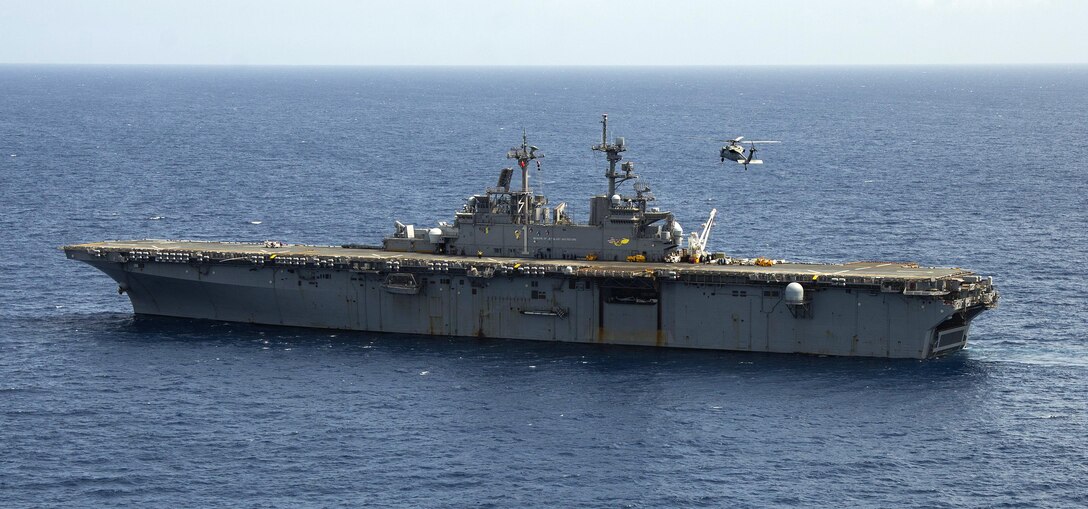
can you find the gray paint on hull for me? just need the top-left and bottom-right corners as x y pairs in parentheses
(85, 259), (967, 359)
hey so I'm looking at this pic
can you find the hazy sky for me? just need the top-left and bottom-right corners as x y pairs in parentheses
(2, 0), (1085, 65)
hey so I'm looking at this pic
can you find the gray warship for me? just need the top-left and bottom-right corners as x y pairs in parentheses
(64, 115), (998, 359)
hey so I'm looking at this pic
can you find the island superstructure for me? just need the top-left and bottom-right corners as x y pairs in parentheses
(384, 117), (684, 263)
(64, 115), (998, 359)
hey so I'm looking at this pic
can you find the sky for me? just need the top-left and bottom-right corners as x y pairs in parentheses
(1, 0), (1085, 66)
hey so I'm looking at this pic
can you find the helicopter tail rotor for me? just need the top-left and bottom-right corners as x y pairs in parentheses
(744, 143), (757, 165)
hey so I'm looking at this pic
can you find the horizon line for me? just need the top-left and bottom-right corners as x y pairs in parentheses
(2, 62), (1087, 68)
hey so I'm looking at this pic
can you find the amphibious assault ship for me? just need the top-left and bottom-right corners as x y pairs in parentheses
(64, 116), (998, 359)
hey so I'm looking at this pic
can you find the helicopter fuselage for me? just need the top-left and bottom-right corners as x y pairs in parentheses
(720, 144), (748, 163)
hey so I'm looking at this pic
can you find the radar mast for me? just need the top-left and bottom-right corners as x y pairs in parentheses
(506, 130), (543, 255)
(591, 114), (636, 197)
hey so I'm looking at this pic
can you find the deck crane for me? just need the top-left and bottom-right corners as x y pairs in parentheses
(688, 208), (717, 263)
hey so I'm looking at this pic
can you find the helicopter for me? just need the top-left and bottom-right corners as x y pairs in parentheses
(720, 137), (780, 169)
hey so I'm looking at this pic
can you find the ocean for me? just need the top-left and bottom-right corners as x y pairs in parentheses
(1, 65), (1085, 507)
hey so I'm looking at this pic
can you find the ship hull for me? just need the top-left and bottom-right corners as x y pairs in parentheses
(82, 258), (987, 359)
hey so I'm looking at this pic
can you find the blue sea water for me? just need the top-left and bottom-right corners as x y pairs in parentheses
(0, 65), (1086, 507)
